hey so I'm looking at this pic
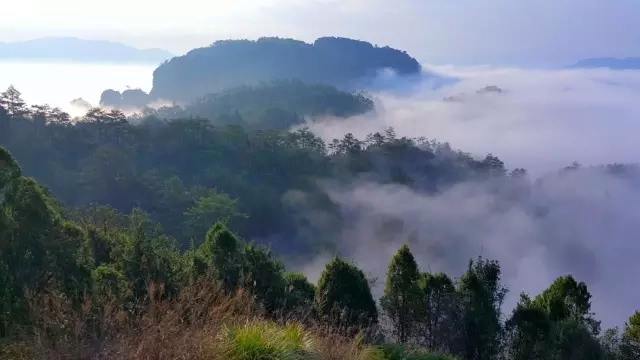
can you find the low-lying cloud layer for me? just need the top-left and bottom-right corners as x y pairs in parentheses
(309, 66), (640, 176)
(301, 66), (640, 328)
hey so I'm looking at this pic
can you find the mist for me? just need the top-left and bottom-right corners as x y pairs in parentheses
(308, 66), (640, 176)
(297, 66), (640, 328)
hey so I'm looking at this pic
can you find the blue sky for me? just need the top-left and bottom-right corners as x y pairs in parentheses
(2, 0), (640, 66)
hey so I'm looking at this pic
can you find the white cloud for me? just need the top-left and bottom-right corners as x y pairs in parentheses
(307, 67), (640, 176)
(296, 67), (640, 328)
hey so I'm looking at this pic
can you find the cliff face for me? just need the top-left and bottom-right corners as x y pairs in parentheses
(149, 37), (422, 103)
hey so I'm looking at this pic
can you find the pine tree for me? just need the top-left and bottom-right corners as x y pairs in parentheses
(458, 257), (507, 360)
(0, 85), (28, 117)
(380, 244), (422, 343)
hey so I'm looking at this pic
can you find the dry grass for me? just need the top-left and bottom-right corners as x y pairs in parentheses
(0, 281), (455, 360)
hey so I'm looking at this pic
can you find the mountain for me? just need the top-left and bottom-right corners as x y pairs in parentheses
(149, 36), (423, 103)
(0, 37), (174, 64)
(567, 57), (640, 70)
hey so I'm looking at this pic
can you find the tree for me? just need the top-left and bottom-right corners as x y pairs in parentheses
(195, 222), (243, 293)
(241, 243), (285, 314)
(183, 189), (246, 240)
(532, 275), (598, 332)
(504, 293), (554, 360)
(0, 148), (91, 335)
(457, 257), (507, 360)
(314, 256), (378, 331)
(419, 272), (459, 352)
(508, 276), (603, 360)
(621, 312), (640, 360)
(380, 244), (422, 343)
(283, 272), (316, 315)
(0, 85), (28, 117)
(599, 327), (622, 360)
(123, 209), (183, 300)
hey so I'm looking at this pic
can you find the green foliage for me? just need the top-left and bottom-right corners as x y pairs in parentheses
(381, 245), (422, 343)
(283, 272), (316, 315)
(92, 264), (131, 303)
(195, 222), (243, 293)
(621, 311), (640, 359)
(315, 257), (378, 331)
(504, 294), (554, 360)
(2, 89), (639, 360)
(532, 275), (594, 324)
(123, 209), (184, 300)
(166, 80), (376, 130)
(242, 243), (286, 314)
(457, 257), (506, 360)
(506, 277), (604, 360)
(218, 321), (317, 360)
(0, 147), (91, 336)
(183, 189), (246, 240)
(0, 87), (500, 256)
(419, 272), (459, 352)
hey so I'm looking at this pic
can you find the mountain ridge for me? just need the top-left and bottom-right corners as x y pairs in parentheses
(0, 37), (174, 64)
(567, 57), (640, 70)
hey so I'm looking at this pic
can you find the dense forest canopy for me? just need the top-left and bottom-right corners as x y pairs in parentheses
(131, 80), (376, 131)
(127, 36), (423, 105)
(1, 85), (640, 359)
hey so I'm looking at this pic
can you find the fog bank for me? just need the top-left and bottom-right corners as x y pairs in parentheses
(300, 67), (640, 328)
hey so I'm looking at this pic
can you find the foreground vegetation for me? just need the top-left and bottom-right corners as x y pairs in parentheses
(1, 86), (639, 359)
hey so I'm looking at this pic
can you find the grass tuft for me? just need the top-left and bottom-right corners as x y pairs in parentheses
(219, 321), (317, 360)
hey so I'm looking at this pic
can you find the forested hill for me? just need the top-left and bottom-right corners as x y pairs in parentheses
(3, 87), (640, 360)
(148, 36), (422, 103)
(135, 80), (375, 130)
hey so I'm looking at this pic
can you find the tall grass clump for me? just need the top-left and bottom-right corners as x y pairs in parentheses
(217, 321), (317, 360)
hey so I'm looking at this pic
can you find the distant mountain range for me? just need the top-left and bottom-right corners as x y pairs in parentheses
(0, 37), (174, 64)
(568, 57), (640, 70)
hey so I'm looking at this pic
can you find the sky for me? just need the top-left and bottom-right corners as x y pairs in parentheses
(2, 0), (640, 66)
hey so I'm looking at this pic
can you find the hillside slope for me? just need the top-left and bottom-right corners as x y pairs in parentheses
(149, 36), (422, 102)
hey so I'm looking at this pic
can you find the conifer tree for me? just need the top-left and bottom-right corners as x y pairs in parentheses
(380, 244), (422, 343)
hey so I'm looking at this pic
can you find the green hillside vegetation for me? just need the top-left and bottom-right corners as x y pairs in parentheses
(1, 86), (640, 359)
(137, 80), (375, 130)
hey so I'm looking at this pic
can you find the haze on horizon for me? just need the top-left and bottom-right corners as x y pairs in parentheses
(3, 0), (640, 66)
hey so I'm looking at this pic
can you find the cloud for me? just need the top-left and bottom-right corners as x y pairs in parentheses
(307, 66), (640, 176)
(295, 67), (640, 328)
